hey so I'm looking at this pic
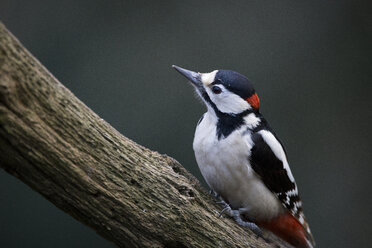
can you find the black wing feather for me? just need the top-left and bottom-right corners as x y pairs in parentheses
(250, 132), (302, 215)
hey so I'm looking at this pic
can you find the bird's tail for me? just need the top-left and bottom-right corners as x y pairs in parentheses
(257, 212), (315, 248)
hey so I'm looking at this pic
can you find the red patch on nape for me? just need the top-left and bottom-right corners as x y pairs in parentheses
(257, 213), (310, 248)
(246, 93), (260, 109)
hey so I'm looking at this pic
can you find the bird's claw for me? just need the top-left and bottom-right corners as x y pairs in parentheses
(232, 209), (262, 237)
(213, 196), (234, 217)
(213, 197), (263, 236)
(218, 206), (232, 217)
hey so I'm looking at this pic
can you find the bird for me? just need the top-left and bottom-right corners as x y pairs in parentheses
(172, 65), (315, 248)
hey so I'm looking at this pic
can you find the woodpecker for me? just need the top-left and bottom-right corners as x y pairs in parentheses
(172, 65), (315, 248)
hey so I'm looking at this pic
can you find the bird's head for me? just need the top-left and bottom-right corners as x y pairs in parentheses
(173, 65), (260, 116)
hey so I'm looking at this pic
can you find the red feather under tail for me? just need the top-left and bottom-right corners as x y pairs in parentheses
(257, 212), (313, 248)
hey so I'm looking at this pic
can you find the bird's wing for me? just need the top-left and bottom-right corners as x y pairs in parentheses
(249, 129), (303, 220)
(249, 129), (315, 247)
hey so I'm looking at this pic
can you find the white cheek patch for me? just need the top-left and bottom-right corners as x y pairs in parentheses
(201, 70), (218, 86)
(207, 85), (251, 114)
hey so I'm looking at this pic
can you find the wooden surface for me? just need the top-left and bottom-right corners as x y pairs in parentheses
(0, 22), (290, 248)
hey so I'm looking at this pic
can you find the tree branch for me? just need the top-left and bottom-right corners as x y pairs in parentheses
(0, 22), (289, 248)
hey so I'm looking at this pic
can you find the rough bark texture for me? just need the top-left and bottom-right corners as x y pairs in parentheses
(0, 22), (290, 248)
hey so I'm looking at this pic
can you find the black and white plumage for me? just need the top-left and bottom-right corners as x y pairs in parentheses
(173, 65), (315, 248)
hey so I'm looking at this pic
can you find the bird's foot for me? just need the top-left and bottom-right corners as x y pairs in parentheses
(213, 196), (234, 217)
(218, 204), (233, 217)
(213, 198), (262, 236)
(232, 208), (262, 236)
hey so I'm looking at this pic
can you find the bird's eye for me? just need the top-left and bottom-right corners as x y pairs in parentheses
(212, 86), (222, 94)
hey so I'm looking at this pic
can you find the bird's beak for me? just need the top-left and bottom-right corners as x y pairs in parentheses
(172, 65), (203, 88)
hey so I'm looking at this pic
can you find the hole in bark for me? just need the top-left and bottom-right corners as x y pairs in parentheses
(130, 178), (142, 188)
(188, 190), (194, 197)
(171, 165), (181, 174)
(177, 185), (194, 198)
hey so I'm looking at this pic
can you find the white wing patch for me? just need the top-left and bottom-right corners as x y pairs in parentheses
(259, 130), (296, 183)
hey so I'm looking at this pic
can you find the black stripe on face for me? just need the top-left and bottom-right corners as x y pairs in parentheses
(200, 90), (253, 139)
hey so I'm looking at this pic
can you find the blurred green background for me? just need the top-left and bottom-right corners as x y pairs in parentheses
(0, 0), (371, 247)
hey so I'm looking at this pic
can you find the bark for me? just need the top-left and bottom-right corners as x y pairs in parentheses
(0, 22), (290, 248)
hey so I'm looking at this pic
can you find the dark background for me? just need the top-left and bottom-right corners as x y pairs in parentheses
(0, 1), (371, 247)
